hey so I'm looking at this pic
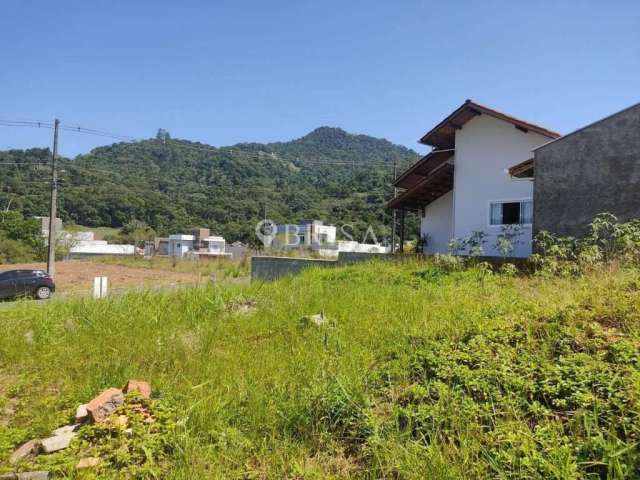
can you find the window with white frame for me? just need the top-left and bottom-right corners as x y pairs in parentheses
(489, 200), (532, 226)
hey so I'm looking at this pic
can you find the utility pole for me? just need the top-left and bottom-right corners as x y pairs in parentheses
(399, 209), (405, 253)
(46, 119), (60, 278)
(391, 157), (397, 253)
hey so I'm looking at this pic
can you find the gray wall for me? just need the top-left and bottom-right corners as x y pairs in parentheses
(251, 252), (391, 281)
(534, 103), (640, 237)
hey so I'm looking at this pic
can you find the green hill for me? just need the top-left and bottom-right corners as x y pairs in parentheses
(0, 127), (419, 245)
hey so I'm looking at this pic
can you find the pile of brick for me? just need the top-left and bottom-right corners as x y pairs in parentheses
(3, 380), (152, 479)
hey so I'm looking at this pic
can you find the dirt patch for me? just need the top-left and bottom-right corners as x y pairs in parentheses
(0, 260), (203, 295)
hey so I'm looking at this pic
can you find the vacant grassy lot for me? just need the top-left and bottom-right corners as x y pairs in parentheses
(1, 259), (639, 478)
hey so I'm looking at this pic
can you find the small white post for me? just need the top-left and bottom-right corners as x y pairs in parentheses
(93, 276), (108, 299)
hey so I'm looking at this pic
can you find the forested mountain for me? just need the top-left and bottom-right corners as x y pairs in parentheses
(0, 127), (419, 245)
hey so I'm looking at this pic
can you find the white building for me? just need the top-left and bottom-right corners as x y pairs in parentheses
(68, 231), (135, 258)
(168, 230), (230, 258)
(273, 220), (337, 248)
(389, 100), (560, 257)
(337, 241), (390, 254)
(168, 234), (195, 258)
(197, 235), (228, 257)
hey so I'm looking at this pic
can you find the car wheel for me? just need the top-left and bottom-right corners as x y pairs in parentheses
(35, 286), (52, 300)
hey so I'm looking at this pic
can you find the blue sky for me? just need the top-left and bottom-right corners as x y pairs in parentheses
(1, 0), (639, 157)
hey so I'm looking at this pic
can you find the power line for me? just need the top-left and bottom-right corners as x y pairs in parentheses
(0, 119), (54, 126)
(59, 124), (139, 142)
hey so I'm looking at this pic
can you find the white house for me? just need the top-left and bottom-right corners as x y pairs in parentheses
(388, 100), (560, 257)
(68, 231), (136, 258)
(168, 230), (230, 258)
(273, 220), (337, 248)
(168, 234), (195, 258)
(195, 235), (229, 257)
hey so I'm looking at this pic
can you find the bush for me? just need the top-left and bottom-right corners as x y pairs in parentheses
(0, 210), (45, 263)
(0, 236), (37, 263)
(533, 213), (640, 276)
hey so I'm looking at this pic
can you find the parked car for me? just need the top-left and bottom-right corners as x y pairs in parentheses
(0, 270), (55, 300)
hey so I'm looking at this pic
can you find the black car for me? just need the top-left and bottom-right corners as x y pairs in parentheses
(0, 269), (55, 300)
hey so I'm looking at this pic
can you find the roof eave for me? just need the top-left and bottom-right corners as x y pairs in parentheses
(418, 100), (561, 148)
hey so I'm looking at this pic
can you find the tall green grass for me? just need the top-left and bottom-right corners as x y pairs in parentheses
(89, 254), (250, 279)
(0, 258), (639, 478)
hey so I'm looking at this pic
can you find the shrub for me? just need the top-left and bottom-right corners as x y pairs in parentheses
(0, 236), (37, 263)
(533, 213), (640, 275)
(494, 224), (524, 258)
(431, 253), (464, 272)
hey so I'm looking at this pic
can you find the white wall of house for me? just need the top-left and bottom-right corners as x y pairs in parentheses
(274, 221), (337, 247)
(69, 241), (135, 257)
(299, 223), (336, 245)
(421, 115), (550, 257)
(337, 241), (390, 254)
(453, 115), (548, 257)
(168, 235), (195, 257)
(204, 236), (226, 254)
(422, 190), (454, 254)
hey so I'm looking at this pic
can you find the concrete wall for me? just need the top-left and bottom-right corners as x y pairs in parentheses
(422, 190), (454, 254)
(251, 252), (391, 281)
(452, 115), (549, 257)
(534, 103), (640, 237)
(226, 244), (247, 258)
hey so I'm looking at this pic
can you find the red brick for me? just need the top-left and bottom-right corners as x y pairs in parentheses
(86, 388), (124, 423)
(123, 380), (151, 399)
(9, 439), (40, 464)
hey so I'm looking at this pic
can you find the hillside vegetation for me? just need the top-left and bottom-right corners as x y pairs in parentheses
(1, 254), (639, 478)
(0, 127), (419, 247)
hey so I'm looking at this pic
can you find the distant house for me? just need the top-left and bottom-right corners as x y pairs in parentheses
(269, 220), (389, 256)
(154, 237), (169, 256)
(271, 220), (337, 252)
(388, 100), (560, 257)
(337, 241), (390, 254)
(268, 220), (338, 257)
(167, 228), (230, 258)
(509, 102), (640, 237)
(198, 235), (227, 256)
(226, 241), (248, 258)
(68, 231), (135, 258)
(168, 234), (195, 258)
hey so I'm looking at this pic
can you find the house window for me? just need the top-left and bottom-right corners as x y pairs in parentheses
(490, 200), (532, 226)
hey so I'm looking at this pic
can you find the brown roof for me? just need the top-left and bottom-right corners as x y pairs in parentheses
(388, 162), (454, 210)
(393, 149), (454, 189)
(508, 158), (534, 178)
(419, 100), (561, 149)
